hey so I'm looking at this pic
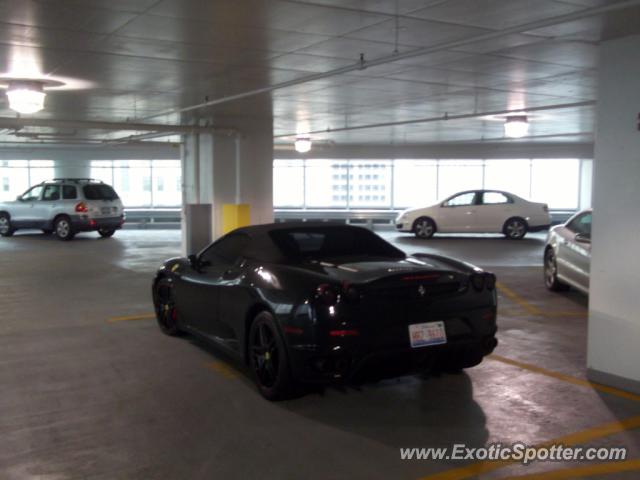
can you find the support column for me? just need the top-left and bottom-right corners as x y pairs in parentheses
(181, 115), (273, 255)
(587, 34), (640, 393)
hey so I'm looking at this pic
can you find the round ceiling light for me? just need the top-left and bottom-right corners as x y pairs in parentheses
(6, 80), (46, 114)
(504, 115), (529, 138)
(294, 137), (312, 153)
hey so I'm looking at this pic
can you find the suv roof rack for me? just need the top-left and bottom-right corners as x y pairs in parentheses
(51, 178), (104, 184)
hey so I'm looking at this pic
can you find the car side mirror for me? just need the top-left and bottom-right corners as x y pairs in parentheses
(188, 254), (199, 269)
(575, 233), (591, 244)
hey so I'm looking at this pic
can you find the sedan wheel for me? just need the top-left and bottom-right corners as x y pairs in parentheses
(414, 217), (435, 239)
(98, 228), (116, 238)
(504, 218), (527, 240)
(544, 248), (569, 291)
(55, 217), (75, 241)
(154, 280), (181, 336)
(249, 312), (293, 400)
(0, 214), (14, 237)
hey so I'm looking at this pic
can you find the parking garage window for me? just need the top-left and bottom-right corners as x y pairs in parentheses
(274, 158), (587, 211)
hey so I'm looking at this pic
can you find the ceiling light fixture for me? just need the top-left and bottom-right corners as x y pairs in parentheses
(6, 80), (46, 114)
(504, 115), (529, 138)
(294, 137), (312, 153)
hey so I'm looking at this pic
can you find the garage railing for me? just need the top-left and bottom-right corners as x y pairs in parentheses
(121, 208), (577, 229)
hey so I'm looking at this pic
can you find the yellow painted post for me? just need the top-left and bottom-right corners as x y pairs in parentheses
(222, 204), (251, 234)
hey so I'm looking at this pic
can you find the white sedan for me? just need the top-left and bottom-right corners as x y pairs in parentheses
(396, 190), (551, 240)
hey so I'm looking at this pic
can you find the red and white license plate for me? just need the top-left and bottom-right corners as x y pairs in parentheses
(408, 321), (447, 348)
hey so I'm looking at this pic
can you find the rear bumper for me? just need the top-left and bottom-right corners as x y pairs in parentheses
(71, 215), (125, 232)
(286, 309), (498, 384)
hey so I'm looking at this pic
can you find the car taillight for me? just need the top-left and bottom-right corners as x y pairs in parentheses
(485, 273), (496, 290)
(470, 272), (496, 291)
(316, 284), (339, 306)
(470, 273), (485, 291)
(342, 283), (360, 303)
(75, 202), (88, 213)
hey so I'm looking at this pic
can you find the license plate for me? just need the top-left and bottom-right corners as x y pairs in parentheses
(101, 207), (111, 214)
(408, 321), (447, 348)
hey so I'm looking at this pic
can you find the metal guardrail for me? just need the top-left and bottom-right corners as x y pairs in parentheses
(121, 208), (578, 229)
(274, 209), (577, 227)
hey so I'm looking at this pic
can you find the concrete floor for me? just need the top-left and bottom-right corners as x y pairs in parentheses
(1, 229), (639, 479)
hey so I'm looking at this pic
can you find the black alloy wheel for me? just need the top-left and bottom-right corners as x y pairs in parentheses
(154, 279), (181, 336)
(249, 311), (293, 400)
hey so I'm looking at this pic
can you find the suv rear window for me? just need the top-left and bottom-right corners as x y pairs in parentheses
(83, 184), (119, 200)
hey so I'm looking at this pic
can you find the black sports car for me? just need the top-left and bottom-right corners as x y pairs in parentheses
(152, 223), (498, 400)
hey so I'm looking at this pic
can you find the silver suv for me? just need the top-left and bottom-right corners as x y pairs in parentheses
(0, 178), (125, 241)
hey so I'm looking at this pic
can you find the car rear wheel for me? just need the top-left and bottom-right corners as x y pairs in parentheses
(544, 248), (569, 291)
(98, 228), (116, 238)
(54, 216), (75, 241)
(0, 214), (15, 237)
(413, 217), (436, 239)
(504, 217), (527, 240)
(249, 311), (293, 400)
(154, 279), (182, 336)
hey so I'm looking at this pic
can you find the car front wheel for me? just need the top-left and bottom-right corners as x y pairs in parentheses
(544, 248), (569, 291)
(413, 217), (436, 239)
(0, 214), (15, 237)
(154, 279), (182, 336)
(504, 217), (527, 240)
(54, 216), (75, 241)
(249, 311), (294, 400)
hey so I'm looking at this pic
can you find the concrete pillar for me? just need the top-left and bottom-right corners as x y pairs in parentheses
(54, 159), (91, 179)
(587, 34), (640, 393)
(181, 116), (273, 255)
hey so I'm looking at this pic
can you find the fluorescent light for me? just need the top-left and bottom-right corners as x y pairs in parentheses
(504, 115), (529, 138)
(6, 81), (46, 114)
(294, 137), (312, 153)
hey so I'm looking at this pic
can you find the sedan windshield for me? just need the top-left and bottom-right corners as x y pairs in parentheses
(270, 227), (405, 261)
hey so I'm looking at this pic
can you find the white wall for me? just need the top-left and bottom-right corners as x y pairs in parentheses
(588, 34), (640, 392)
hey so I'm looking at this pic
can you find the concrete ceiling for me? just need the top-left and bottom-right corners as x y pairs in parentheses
(0, 0), (639, 145)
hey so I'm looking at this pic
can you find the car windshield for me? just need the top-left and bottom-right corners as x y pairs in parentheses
(83, 184), (119, 201)
(269, 227), (405, 261)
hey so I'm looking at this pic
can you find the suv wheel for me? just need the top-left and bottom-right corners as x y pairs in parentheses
(0, 214), (15, 237)
(54, 216), (75, 241)
(98, 228), (115, 238)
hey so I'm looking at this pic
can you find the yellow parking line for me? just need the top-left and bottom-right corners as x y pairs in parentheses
(488, 354), (640, 403)
(496, 282), (585, 318)
(107, 313), (155, 322)
(420, 415), (640, 480)
(205, 361), (239, 379)
(501, 459), (640, 479)
(496, 281), (542, 316)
